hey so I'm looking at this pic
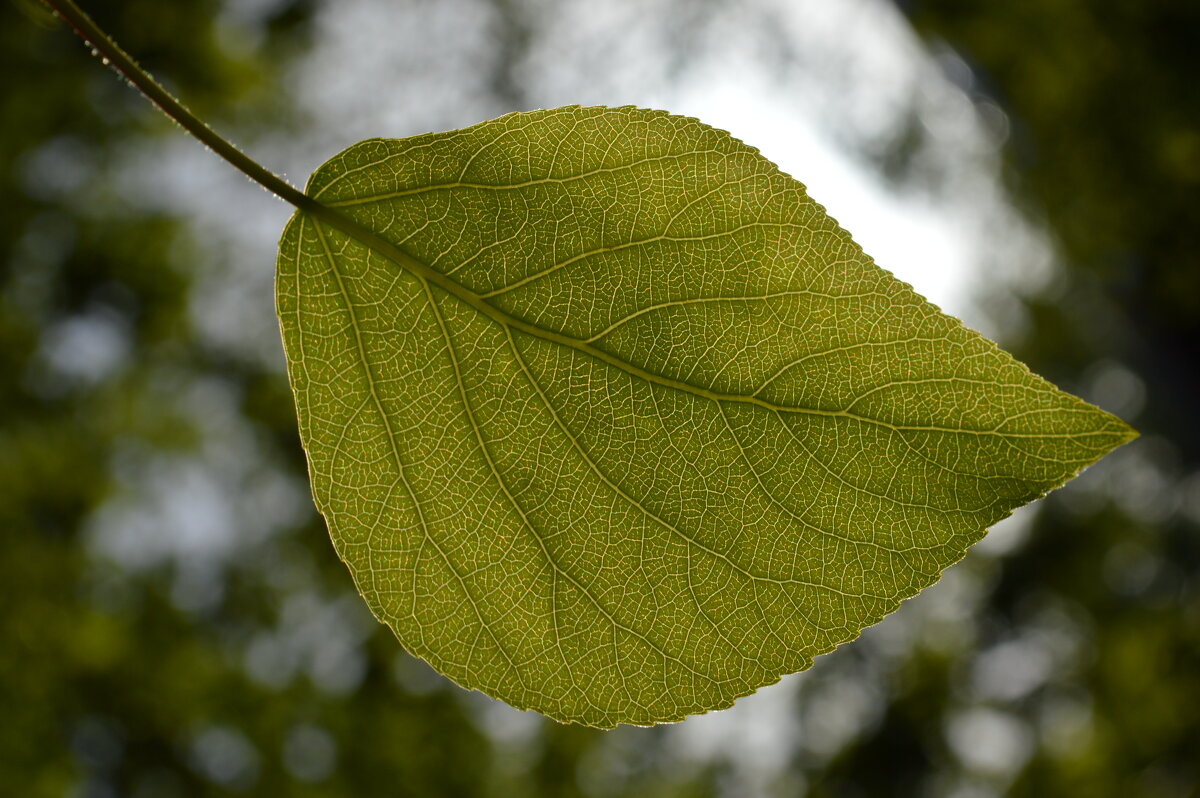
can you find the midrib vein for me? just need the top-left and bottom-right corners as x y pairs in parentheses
(298, 206), (1094, 443)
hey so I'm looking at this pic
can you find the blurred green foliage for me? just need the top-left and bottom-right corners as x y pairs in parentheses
(888, 2), (1200, 796)
(2, 2), (495, 796)
(2, 0), (1195, 796)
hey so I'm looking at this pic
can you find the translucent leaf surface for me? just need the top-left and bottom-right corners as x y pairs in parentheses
(275, 106), (1134, 727)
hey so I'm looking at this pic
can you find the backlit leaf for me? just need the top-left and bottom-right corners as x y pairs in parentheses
(275, 106), (1133, 727)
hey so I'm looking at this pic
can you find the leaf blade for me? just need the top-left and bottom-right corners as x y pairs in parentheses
(277, 106), (1134, 726)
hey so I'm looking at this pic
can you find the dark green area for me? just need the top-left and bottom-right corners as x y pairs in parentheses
(2, 0), (1194, 795)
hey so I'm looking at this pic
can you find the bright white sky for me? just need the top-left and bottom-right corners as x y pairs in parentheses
(271, 0), (1040, 330)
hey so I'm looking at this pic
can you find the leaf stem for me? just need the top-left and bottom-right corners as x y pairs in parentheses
(40, 0), (441, 280)
(42, 0), (316, 212)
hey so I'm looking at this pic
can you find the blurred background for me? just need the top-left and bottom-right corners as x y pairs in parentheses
(3, 0), (1197, 795)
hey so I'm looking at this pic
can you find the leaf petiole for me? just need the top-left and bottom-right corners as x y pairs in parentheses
(40, 0), (441, 281)
(42, 0), (314, 210)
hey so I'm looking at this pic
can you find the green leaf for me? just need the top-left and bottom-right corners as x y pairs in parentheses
(275, 106), (1134, 727)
